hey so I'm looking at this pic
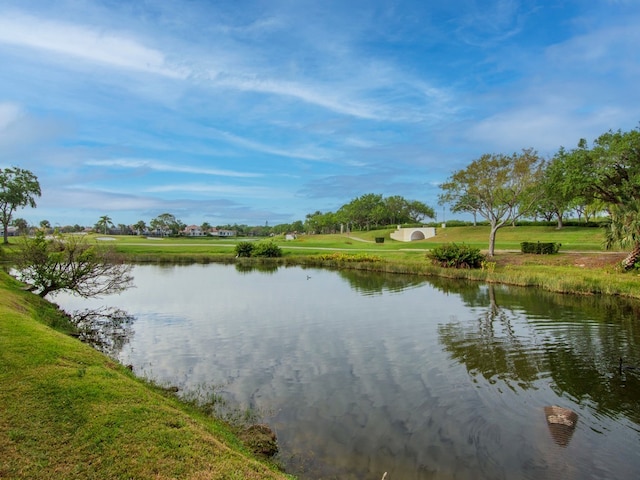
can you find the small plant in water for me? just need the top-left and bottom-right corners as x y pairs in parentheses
(180, 383), (263, 429)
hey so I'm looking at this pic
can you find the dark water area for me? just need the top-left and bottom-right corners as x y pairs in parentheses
(52, 264), (640, 479)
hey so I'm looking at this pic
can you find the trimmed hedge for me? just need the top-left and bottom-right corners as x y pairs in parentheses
(520, 241), (561, 254)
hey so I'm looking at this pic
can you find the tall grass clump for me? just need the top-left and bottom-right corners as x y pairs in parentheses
(317, 252), (382, 263)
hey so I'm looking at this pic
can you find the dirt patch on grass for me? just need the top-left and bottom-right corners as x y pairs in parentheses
(491, 251), (627, 270)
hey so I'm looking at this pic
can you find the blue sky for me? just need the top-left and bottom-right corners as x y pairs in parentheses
(1, 0), (639, 228)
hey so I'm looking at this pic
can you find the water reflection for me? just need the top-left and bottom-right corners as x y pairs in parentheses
(69, 307), (135, 358)
(235, 262), (280, 274)
(336, 269), (428, 295)
(439, 284), (640, 424)
(51, 264), (640, 480)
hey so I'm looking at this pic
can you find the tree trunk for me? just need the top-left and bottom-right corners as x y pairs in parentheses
(488, 224), (498, 257)
(556, 214), (563, 229)
(622, 242), (640, 270)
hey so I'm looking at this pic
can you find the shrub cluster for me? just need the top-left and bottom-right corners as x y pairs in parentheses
(252, 240), (283, 257)
(520, 242), (561, 254)
(235, 241), (255, 257)
(234, 240), (282, 258)
(427, 243), (486, 269)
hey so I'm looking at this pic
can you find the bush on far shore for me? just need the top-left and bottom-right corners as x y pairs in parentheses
(235, 240), (282, 258)
(427, 243), (485, 269)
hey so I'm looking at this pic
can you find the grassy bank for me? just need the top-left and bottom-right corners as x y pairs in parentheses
(0, 270), (293, 480)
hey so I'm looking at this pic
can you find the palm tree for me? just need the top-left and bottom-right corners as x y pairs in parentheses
(604, 199), (640, 270)
(200, 222), (211, 235)
(133, 220), (147, 235)
(12, 217), (28, 235)
(96, 215), (114, 235)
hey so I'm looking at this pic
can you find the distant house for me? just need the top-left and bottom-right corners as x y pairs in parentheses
(183, 225), (204, 237)
(216, 229), (236, 237)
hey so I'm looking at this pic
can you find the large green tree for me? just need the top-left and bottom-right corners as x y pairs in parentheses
(305, 211), (340, 234)
(133, 220), (147, 235)
(0, 167), (41, 244)
(150, 213), (182, 236)
(582, 127), (640, 269)
(536, 147), (580, 228)
(439, 149), (544, 256)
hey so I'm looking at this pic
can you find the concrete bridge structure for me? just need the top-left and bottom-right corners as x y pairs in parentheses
(390, 226), (436, 242)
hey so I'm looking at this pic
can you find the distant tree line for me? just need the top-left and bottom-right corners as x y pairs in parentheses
(304, 194), (435, 234)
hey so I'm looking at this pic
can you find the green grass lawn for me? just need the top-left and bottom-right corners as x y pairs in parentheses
(62, 224), (611, 255)
(0, 271), (293, 480)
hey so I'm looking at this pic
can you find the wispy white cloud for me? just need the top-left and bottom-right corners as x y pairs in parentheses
(0, 11), (187, 78)
(208, 129), (331, 161)
(215, 75), (384, 121)
(452, 0), (526, 47)
(85, 158), (262, 178)
(144, 183), (289, 199)
(0, 7), (453, 125)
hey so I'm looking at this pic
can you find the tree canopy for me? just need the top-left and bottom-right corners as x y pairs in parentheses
(583, 127), (640, 268)
(306, 193), (434, 233)
(150, 213), (183, 236)
(0, 167), (41, 244)
(439, 149), (544, 256)
(95, 215), (114, 235)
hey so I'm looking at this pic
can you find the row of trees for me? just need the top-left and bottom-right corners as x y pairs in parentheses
(94, 213), (188, 237)
(305, 194), (435, 234)
(439, 126), (640, 266)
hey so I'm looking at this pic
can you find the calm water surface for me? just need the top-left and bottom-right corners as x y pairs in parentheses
(52, 264), (640, 479)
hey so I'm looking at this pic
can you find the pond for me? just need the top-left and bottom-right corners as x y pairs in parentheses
(52, 263), (640, 479)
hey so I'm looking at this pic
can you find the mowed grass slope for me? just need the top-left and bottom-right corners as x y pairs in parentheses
(0, 271), (292, 480)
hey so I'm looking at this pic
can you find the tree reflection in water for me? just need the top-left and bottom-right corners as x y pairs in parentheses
(438, 283), (640, 426)
(337, 268), (428, 295)
(70, 307), (135, 359)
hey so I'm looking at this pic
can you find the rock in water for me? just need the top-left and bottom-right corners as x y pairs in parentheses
(544, 406), (578, 447)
